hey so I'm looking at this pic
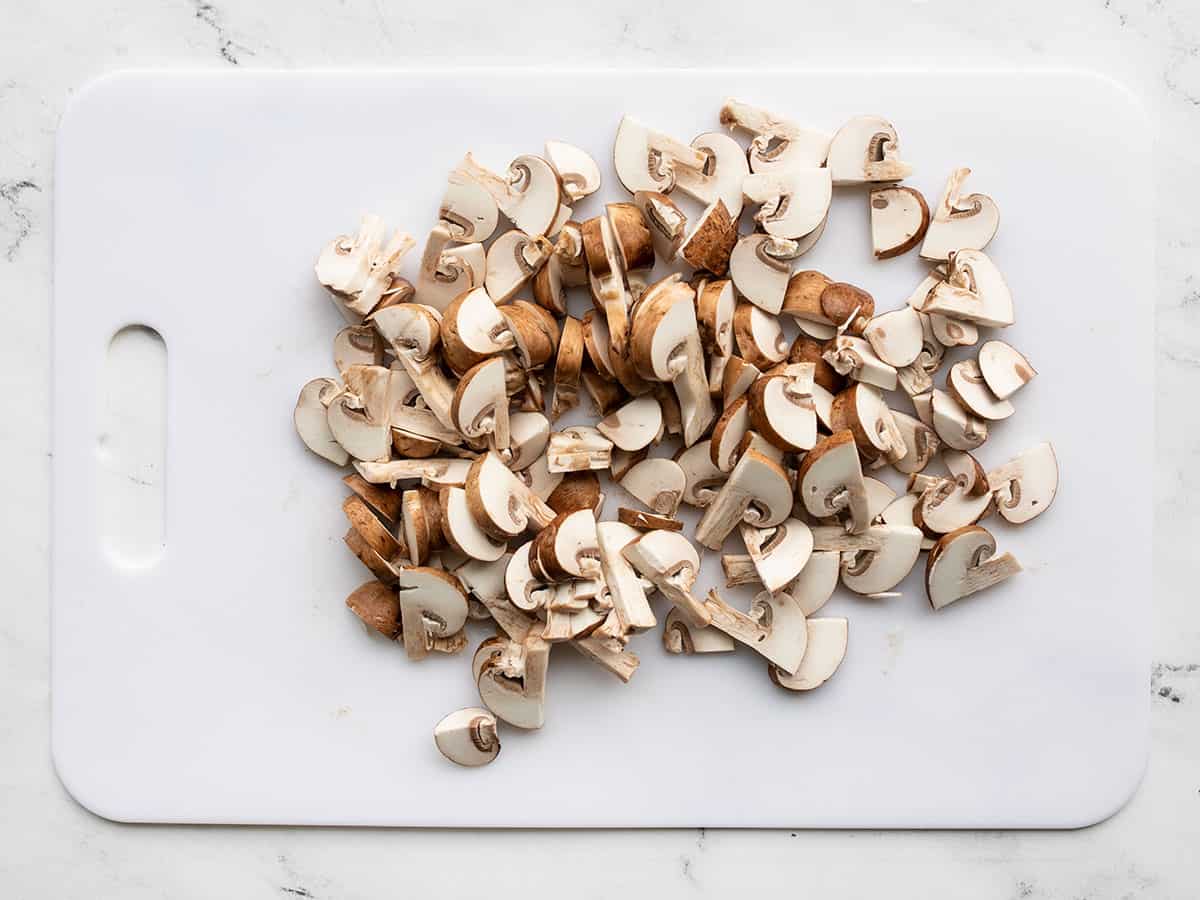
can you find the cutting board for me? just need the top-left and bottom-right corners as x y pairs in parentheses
(52, 69), (1152, 827)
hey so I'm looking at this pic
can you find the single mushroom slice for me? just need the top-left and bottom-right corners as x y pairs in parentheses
(440, 168), (500, 243)
(863, 306), (924, 368)
(920, 249), (1014, 328)
(896, 311), (945, 397)
(627, 275), (715, 446)
(344, 493), (403, 562)
(451, 357), (511, 455)
(476, 633), (550, 729)
(677, 199), (737, 276)
(703, 588), (808, 675)
(612, 115), (708, 194)
(789, 332), (845, 393)
(439, 486), (507, 562)
(633, 190), (688, 261)
(721, 357), (762, 407)
(781, 269), (835, 334)
(987, 442), (1059, 525)
(797, 431), (871, 534)
(676, 440), (727, 508)
(532, 252), (568, 316)
(326, 389), (391, 462)
(926, 525), (1022, 610)
(729, 234), (796, 315)
(354, 457), (473, 488)
(505, 542), (554, 612)
(458, 153), (560, 237)
(502, 301), (560, 371)
(741, 517), (814, 592)
(550, 316), (584, 422)
(840, 525), (923, 594)
(581, 371), (626, 418)
(889, 410), (940, 474)
(947, 359), (1014, 421)
(343, 472), (404, 526)
(370, 303), (457, 429)
(719, 99), (832, 171)
(546, 470), (602, 516)
(485, 230), (553, 304)
(710, 394), (751, 472)
(346, 581), (401, 638)
(743, 168), (833, 240)
(414, 225), (487, 314)
(823, 336), (897, 392)
(915, 476), (993, 537)
(662, 608), (735, 654)
(618, 508), (682, 531)
(434, 707), (500, 768)
(547, 426), (613, 473)
(721, 553), (759, 586)
(454, 553), (511, 606)
(870, 186), (930, 259)
(622, 529), (710, 627)
(696, 278), (736, 363)
(531, 508), (602, 582)
(863, 476), (898, 521)
(333, 325), (385, 374)
(930, 388), (988, 452)
(695, 449), (794, 550)
(827, 115), (913, 185)
(519, 452), (564, 504)
(920, 167), (1000, 261)
(748, 372), (818, 452)
(295, 378), (351, 465)
(929, 313), (978, 348)
(597, 521), (656, 633)
(506, 411), (550, 471)
(609, 446), (649, 482)
(581, 214), (633, 355)
(673, 131), (749, 218)
(465, 451), (556, 539)
(789, 550), (840, 615)
(394, 566), (469, 661)
(401, 487), (445, 565)
(978, 340), (1037, 400)
(607, 202), (655, 290)
(830, 383), (905, 464)
(315, 216), (416, 319)
(440, 288), (516, 375)
(619, 457), (686, 516)
(597, 394), (663, 452)
(544, 140), (601, 202)
(733, 301), (789, 370)
(769, 618), (848, 691)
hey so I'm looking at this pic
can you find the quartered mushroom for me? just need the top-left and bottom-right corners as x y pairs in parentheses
(315, 216), (416, 320)
(720, 358), (762, 408)
(676, 440), (726, 509)
(743, 168), (833, 240)
(485, 230), (554, 304)
(531, 508), (602, 581)
(729, 234), (796, 315)
(346, 581), (401, 638)
(476, 633), (551, 729)
(869, 186), (929, 259)
(623, 529), (710, 627)
(703, 588), (808, 674)
(840, 524), (923, 595)
(926, 525), (1022, 610)
(370, 303), (457, 429)
(439, 486), (507, 562)
(457, 152), (561, 237)
(920, 167), (1000, 261)
(830, 383), (905, 464)
(732, 301), (790, 371)
(695, 449), (794, 550)
(550, 316), (584, 422)
(394, 566), (470, 661)
(930, 388), (988, 452)
(506, 411), (550, 471)
(440, 288), (516, 375)
(547, 426), (613, 472)
(789, 550), (841, 615)
(451, 357), (511, 455)
(503, 300), (560, 370)
(863, 306), (924, 368)
(920, 249), (1014, 328)
(827, 115), (913, 185)
(414, 225), (487, 313)
(597, 521), (656, 633)
(662, 608), (735, 654)
(295, 378), (351, 465)
(434, 707), (501, 767)
(440, 169), (500, 243)
(797, 430), (871, 534)
(780, 270), (836, 337)
(465, 451), (556, 539)
(947, 359), (1014, 421)
(544, 140), (601, 203)
(401, 487), (445, 565)
(740, 517), (814, 592)
(619, 457), (686, 516)
(633, 190), (688, 261)
(612, 115), (708, 194)
(987, 442), (1059, 525)
(618, 508), (682, 531)
(820, 283), (874, 335)
(978, 340), (1037, 400)
(546, 470), (603, 516)
(748, 370), (818, 452)
(333, 325), (385, 374)
(889, 410), (940, 474)
(673, 131), (749, 217)
(719, 99), (831, 171)
(928, 313), (978, 348)
(597, 394), (663, 452)
(823, 336), (897, 391)
(677, 199), (737, 276)
(769, 618), (848, 691)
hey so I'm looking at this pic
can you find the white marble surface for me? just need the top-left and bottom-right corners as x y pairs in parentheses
(1, 0), (1197, 896)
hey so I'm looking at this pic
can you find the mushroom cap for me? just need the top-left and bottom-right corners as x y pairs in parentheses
(742, 517), (814, 593)
(465, 452), (535, 539)
(439, 486), (507, 562)
(451, 357), (510, 446)
(797, 430), (870, 532)
(533, 508), (601, 580)
(749, 374), (817, 452)
(788, 550), (840, 615)
(674, 131), (749, 218)
(507, 411), (550, 471)
(662, 608), (735, 654)
(820, 283), (875, 333)
(870, 186), (930, 259)
(718, 99), (832, 171)
(840, 525), (923, 594)
(345, 581), (401, 638)
(476, 636), (548, 730)
(441, 287), (515, 374)
(597, 394), (663, 452)
(733, 301), (789, 370)
(830, 382), (902, 461)
(921, 249), (1014, 328)
(696, 278), (736, 358)
(544, 140), (601, 203)
(629, 276), (700, 382)
(827, 115), (912, 185)
(676, 440), (726, 508)
(440, 169), (499, 243)
(395, 565), (469, 636)
(863, 305), (924, 368)
(919, 167), (1000, 261)
(930, 388), (988, 451)
(978, 340), (1036, 400)
(619, 457), (686, 516)
(769, 618), (848, 691)
(295, 378), (351, 466)
(434, 707), (501, 767)
(729, 234), (793, 315)
(710, 394), (751, 472)
(485, 230), (551, 304)
(948, 359), (1014, 421)
(633, 190), (688, 261)
(678, 199), (737, 276)
(743, 168), (833, 240)
(989, 442), (1059, 525)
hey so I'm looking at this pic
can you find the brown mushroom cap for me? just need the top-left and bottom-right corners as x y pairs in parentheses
(820, 283), (874, 334)
(345, 581), (401, 638)
(748, 374), (818, 452)
(733, 301), (789, 370)
(678, 199), (737, 276)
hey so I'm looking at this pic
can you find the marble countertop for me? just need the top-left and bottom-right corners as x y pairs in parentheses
(2, 0), (1197, 896)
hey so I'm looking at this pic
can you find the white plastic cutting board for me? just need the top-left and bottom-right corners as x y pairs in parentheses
(52, 69), (1152, 827)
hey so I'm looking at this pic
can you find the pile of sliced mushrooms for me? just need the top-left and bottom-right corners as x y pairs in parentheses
(294, 100), (1059, 768)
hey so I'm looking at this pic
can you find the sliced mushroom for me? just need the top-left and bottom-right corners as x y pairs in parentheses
(485, 230), (553, 304)
(401, 487), (445, 565)
(441, 288), (516, 375)
(354, 457), (473, 488)
(673, 131), (749, 218)
(863, 476), (898, 521)
(823, 336), (898, 392)
(797, 431), (870, 534)
(978, 340), (1037, 400)
(597, 521), (656, 633)
(662, 607), (735, 654)
(343, 493), (402, 562)
(710, 394), (751, 472)
(769, 618), (848, 691)
(920, 167), (1000, 261)
(414, 226), (487, 314)
(316, 216), (416, 318)
(619, 457), (686, 516)
(789, 550), (840, 615)
(342, 472), (404, 527)
(947, 359), (1014, 421)
(741, 517), (814, 592)
(295, 378), (351, 465)
(719, 99), (831, 171)
(721, 357), (762, 407)
(840, 525), (923, 594)
(346, 581), (401, 637)
(607, 202), (655, 289)
(612, 115), (707, 194)
(676, 440), (726, 509)
(333, 325), (385, 375)
(926, 525), (1021, 610)
(544, 140), (601, 203)
(476, 633), (550, 729)
(987, 442), (1059, 525)
(733, 301), (789, 370)
(748, 372), (817, 452)
(550, 316), (584, 422)
(502, 300), (560, 370)
(394, 566), (469, 661)
(729, 234), (795, 315)
(696, 278), (736, 362)
(434, 707), (500, 767)
(506, 411), (550, 471)
(545, 470), (602, 517)
(440, 169), (499, 243)
(633, 190), (688, 261)
(827, 115), (912, 185)
(505, 542), (554, 612)
(788, 332), (844, 393)
(678, 199), (737, 276)
(929, 313), (978, 348)
(531, 508), (601, 581)
(532, 252), (568, 316)
(439, 486), (507, 562)
(743, 168), (833, 240)
(870, 186), (929, 259)
(623, 529), (709, 627)
(695, 449), (794, 550)
(830, 383), (905, 463)
(703, 588), (808, 674)
(930, 388), (988, 452)
(451, 358), (511, 455)
(863, 306), (923, 368)
(889, 410), (939, 475)
(920, 250), (1013, 328)
(465, 451), (556, 539)
(547, 426), (613, 473)
(916, 474), (993, 536)
(370, 303), (457, 429)
(609, 446), (649, 482)
(896, 310), (945, 396)
(617, 508), (683, 531)
(597, 394), (663, 452)
(458, 152), (560, 237)
(780, 269), (834, 332)
(581, 371), (625, 418)
(327, 389), (391, 463)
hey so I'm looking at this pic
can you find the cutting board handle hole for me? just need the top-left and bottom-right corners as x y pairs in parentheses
(99, 325), (167, 569)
